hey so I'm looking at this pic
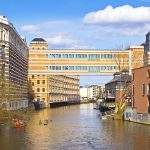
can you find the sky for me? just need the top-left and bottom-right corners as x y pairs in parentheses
(0, 0), (150, 86)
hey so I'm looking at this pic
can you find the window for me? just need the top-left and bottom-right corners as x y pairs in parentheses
(37, 88), (40, 92)
(147, 83), (150, 95)
(132, 85), (134, 96)
(32, 75), (34, 79)
(42, 88), (45, 92)
(37, 98), (40, 101)
(147, 70), (150, 78)
(142, 84), (145, 96)
(37, 80), (40, 84)
(42, 80), (45, 84)
(132, 73), (134, 80)
(32, 82), (34, 86)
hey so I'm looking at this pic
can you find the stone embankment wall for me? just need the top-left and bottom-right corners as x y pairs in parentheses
(124, 106), (150, 125)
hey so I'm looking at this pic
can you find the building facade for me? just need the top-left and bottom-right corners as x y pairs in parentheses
(0, 16), (28, 110)
(29, 44), (144, 75)
(80, 85), (101, 102)
(28, 38), (80, 105)
(132, 65), (150, 114)
(105, 70), (131, 103)
(28, 37), (144, 105)
(144, 32), (150, 65)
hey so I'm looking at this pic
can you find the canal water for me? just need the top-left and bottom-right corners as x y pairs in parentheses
(0, 103), (150, 150)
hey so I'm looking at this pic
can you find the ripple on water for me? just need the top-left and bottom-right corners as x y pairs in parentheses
(0, 104), (150, 150)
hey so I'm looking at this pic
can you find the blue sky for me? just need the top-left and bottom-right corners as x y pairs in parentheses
(1, 0), (150, 85)
(0, 0), (150, 49)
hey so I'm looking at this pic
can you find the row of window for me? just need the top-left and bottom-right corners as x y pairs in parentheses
(32, 75), (45, 79)
(46, 54), (116, 60)
(37, 88), (45, 92)
(132, 70), (150, 80)
(32, 80), (45, 85)
(132, 83), (150, 96)
(47, 66), (116, 72)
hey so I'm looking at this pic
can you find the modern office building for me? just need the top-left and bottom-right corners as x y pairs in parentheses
(0, 16), (28, 110)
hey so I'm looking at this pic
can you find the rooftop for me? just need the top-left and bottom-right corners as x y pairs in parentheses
(31, 38), (46, 42)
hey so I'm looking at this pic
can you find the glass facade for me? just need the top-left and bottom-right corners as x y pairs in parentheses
(47, 65), (116, 72)
(47, 53), (116, 60)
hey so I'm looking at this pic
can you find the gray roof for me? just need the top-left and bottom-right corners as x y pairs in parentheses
(105, 74), (131, 85)
(31, 38), (46, 42)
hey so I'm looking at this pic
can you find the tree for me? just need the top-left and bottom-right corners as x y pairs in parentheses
(111, 47), (142, 119)
(115, 47), (144, 73)
(114, 72), (132, 119)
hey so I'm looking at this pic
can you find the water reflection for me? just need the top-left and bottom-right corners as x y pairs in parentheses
(0, 104), (150, 150)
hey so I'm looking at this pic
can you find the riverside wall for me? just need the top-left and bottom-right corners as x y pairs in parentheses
(124, 106), (150, 125)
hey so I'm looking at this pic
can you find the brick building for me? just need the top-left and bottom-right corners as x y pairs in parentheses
(132, 66), (150, 114)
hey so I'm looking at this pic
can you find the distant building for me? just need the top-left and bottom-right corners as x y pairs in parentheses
(0, 16), (28, 110)
(105, 70), (131, 103)
(80, 85), (101, 102)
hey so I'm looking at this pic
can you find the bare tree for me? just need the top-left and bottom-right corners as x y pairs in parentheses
(111, 47), (141, 119)
(114, 75), (132, 119)
(115, 53), (129, 71)
(114, 47), (144, 73)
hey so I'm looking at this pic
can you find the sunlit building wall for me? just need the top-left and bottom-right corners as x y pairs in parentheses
(29, 45), (144, 75)
(80, 85), (101, 101)
(0, 16), (28, 110)
(28, 38), (80, 105)
(28, 38), (144, 105)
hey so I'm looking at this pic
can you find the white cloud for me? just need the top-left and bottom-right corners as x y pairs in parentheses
(44, 34), (75, 47)
(21, 25), (39, 33)
(20, 9), (149, 49)
(21, 25), (43, 36)
(83, 5), (150, 26)
(20, 20), (81, 48)
(82, 5), (150, 37)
